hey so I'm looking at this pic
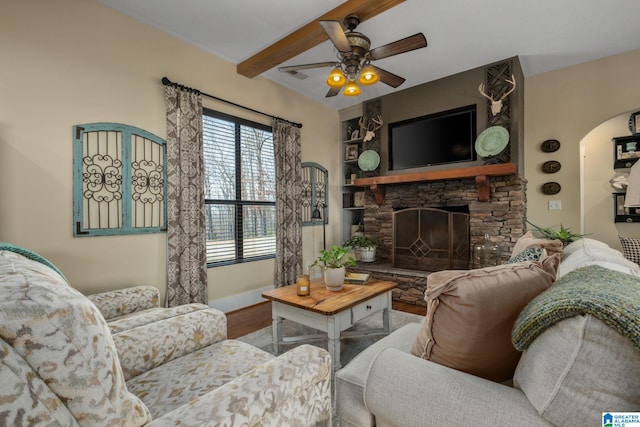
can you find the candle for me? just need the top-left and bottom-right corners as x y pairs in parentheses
(296, 274), (310, 296)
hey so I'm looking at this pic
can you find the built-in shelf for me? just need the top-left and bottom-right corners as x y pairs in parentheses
(353, 162), (517, 204)
(342, 115), (365, 241)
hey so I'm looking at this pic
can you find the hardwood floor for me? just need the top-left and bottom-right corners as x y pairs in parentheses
(226, 300), (426, 339)
(226, 301), (273, 339)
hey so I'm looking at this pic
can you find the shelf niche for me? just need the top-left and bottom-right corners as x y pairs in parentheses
(353, 163), (517, 204)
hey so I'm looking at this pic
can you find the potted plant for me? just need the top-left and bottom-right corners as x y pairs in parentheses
(311, 245), (356, 291)
(343, 235), (382, 263)
(526, 221), (589, 245)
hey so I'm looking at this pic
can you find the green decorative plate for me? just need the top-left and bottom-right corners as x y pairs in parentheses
(358, 150), (380, 172)
(475, 126), (509, 157)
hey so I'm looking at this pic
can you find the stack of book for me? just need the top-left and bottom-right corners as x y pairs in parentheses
(344, 272), (371, 285)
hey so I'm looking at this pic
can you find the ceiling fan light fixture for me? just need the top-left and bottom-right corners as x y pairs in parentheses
(326, 67), (346, 88)
(358, 64), (379, 85)
(343, 80), (361, 96)
(279, 14), (427, 99)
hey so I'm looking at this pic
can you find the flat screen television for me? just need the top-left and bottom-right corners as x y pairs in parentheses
(388, 105), (477, 170)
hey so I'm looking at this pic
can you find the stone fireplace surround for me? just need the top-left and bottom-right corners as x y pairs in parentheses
(349, 173), (527, 307)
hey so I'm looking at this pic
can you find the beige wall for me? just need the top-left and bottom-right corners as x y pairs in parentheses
(0, 0), (339, 304)
(524, 48), (640, 238)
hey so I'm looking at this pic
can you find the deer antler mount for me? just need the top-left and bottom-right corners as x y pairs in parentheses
(359, 114), (384, 142)
(478, 74), (516, 116)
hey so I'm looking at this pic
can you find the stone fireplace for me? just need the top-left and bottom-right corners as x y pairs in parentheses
(350, 171), (527, 306)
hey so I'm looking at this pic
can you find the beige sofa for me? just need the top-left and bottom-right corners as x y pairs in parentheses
(336, 237), (640, 427)
(0, 246), (332, 426)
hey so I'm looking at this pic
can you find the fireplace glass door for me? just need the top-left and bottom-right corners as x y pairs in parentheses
(392, 207), (469, 272)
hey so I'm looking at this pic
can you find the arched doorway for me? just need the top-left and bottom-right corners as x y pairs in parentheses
(580, 109), (640, 249)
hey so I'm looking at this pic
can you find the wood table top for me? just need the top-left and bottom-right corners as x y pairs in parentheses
(262, 279), (397, 315)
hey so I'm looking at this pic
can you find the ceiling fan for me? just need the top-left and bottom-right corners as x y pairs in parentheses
(278, 16), (427, 97)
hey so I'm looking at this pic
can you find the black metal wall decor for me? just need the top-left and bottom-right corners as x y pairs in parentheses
(73, 123), (166, 236)
(485, 62), (513, 130)
(301, 162), (327, 226)
(481, 61), (513, 164)
(362, 98), (382, 153)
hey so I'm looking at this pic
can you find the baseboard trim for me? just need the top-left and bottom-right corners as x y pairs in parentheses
(209, 286), (272, 313)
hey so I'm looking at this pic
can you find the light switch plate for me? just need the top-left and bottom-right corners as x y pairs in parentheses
(548, 200), (562, 210)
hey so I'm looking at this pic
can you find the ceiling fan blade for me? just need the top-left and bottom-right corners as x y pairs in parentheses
(278, 62), (337, 72)
(369, 33), (427, 60)
(372, 65), (405, 88)
(319, 20), (351, 52)
(326, 86), (342, 97)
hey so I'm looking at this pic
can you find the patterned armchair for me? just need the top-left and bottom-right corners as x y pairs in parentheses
(0, 248), (332, 426)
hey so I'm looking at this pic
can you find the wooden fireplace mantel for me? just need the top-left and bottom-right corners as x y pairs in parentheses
(353, 163), (517, 204)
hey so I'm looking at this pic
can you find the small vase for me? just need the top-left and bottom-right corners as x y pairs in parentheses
(324, 266), (345, 291)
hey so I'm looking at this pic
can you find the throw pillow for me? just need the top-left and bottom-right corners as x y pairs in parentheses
(511, 231), (563, 258)
(559, 238), (640, 278)
(619, 235), (640, 265)
(410, 262), (555, 382)
(505, 247), (546, 264)
(562, 238), (610, 257)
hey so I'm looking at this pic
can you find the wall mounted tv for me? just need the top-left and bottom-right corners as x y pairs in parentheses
(388, 104), (477, 170)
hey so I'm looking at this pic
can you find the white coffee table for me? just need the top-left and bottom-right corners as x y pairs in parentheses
(262, 279), (397, 371)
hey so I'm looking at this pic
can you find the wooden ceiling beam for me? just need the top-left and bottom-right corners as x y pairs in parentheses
(237, 0), (405, 78)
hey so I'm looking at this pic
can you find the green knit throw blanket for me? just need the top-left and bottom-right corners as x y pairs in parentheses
(0, 242), (67, 281)
(512, 264), (640, 352)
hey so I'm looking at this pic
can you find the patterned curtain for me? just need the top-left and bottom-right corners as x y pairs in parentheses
(274, 119), (303, 287)
(165, 86), (208, 306)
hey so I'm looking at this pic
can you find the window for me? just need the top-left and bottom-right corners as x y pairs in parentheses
(73, 123), (166, 237)
(203, 109), (276, 265)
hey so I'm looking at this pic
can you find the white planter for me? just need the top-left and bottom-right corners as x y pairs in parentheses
(324, 266), (345, 291)
(355, 247), (376, 262)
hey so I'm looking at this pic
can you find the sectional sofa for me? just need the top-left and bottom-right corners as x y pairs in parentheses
(0, 245), (332, 426)
(336, 236), (640, 427)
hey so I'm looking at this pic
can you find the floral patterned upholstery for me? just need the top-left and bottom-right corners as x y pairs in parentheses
(106, 303), (212, 334)
(114, 308), (228, 380)
(0, 249), (332, 426)
(128, 340), (279, 416)
(88, 285), (215, 336)
(0, 338), (80, 426)
(88, 285), (161, 320)
(0, 250), (151, 426)
(145, 344), (332, 426)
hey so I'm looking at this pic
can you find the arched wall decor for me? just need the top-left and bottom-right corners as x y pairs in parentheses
(301, 162), (328, 226)
(73, 123), (167, 236)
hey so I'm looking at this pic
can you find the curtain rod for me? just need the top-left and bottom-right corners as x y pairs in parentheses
(161, 77), (302, 128)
